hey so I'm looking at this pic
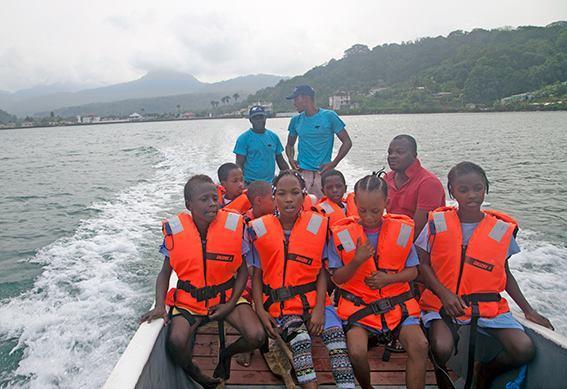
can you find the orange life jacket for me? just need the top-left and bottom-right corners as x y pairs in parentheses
(419, 206), (517, 320)
(331, 214), (420, 331)
(302, 194), (318, 211)
(163, 210), (244, 315)
(217, 185), (251, 214)
(249, 211), (329, 317)
(315, 192), (359, 226)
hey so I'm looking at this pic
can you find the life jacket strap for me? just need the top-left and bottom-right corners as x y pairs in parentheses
(463, 292), (500, 389)
(176, 277), (236, 302)
(262, 282), (317, 313)
(461, 292), (501, 305)
(341, 290), (415, 332)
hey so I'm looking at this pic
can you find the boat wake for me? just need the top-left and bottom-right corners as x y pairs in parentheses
(0, 139), (220, 389)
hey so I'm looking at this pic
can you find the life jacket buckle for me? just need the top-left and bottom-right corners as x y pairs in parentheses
(371, 298), (393, 314)
(195, 286), (215, 302)
(273, 287), (293, 301)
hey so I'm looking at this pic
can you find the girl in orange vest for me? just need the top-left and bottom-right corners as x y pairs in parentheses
(249, 170), (355, 388)
(314, 169), (357, 226)
(417, 162), (553, 389)
(139, 175), (265, 388)
(217, 163), (251, 213)
(329, 173), (428, 389)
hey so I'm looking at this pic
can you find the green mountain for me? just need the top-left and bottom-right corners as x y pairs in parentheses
(0, 109), (16, 124)
(248, 22), (567, 113)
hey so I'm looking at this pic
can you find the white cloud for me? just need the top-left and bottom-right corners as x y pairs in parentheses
(0, 0), (566, 91)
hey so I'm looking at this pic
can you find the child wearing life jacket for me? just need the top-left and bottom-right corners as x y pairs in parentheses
(217, 162), (251, 213)
(245, 180), (275, 222)
(249, 170), (355, 389)
(235, 180), (276, 368)
(315, 169), (357, 226)
(139, 175), (265, 388)
(328, 173), (428, 389)
(417, 162), (554, 389)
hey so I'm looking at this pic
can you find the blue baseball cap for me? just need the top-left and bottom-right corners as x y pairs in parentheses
(286, 85), (315, 99)
(249, 105), (267, 118)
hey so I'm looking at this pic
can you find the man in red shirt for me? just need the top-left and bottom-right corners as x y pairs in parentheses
(384, 134), (446, 238)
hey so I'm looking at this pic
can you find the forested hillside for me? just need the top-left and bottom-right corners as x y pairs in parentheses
(248, 22), (567, 113)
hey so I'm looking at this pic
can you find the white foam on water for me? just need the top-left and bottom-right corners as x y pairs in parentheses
(507, 230), (567, 335)
(0, 138), (220, 389)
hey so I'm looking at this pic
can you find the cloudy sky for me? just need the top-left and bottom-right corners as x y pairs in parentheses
(1, 0), (566, 91)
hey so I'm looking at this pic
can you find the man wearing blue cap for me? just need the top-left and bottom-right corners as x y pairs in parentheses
(285, 85), (352, 199)
(233, 106), (289, 184)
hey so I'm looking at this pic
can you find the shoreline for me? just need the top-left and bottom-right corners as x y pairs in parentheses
(1, 108), (565, 131)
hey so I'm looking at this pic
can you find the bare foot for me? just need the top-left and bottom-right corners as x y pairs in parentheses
(235, 351), (253, 367)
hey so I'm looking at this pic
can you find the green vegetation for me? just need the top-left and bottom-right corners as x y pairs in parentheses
(248, 22), (567, 114)
(0, 109), (16, 124)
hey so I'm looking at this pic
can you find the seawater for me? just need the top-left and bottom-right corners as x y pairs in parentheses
(0, 112), (566, 388)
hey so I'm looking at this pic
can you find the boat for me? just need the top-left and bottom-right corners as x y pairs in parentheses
(104, 272), (567, 388)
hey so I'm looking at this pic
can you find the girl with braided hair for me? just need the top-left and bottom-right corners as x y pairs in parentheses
(328, 171), (428, 389)
(248, 170), (355, 388)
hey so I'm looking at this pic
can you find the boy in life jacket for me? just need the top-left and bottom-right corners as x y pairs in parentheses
(328, 173), (428, 389)
(217, 162), (251, 214)
(235, 180), (276, 368)
(417, 162), (553, 389)
(139, 175), (266, 388)
(315, 169), (357, 226)
(249, 170), (356, 389)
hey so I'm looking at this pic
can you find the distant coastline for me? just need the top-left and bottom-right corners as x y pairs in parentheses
(2, 108), (565, 131)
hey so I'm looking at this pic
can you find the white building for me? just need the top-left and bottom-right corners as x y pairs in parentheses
(128, 112), (143, 121)
(329, 92), (351, 111)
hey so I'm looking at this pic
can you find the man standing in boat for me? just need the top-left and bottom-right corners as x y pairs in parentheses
(234, 105), (290, 184)
(285, 85), (352, 199)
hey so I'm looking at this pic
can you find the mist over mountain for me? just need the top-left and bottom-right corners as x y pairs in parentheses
(0, 71), (285, 117)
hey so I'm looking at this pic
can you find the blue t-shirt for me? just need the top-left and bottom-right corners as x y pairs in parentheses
(414, 222), (521, 257)
(233, 128), (284, 182)
(288, 109), (345, 171)
(327, 228), (419, 269)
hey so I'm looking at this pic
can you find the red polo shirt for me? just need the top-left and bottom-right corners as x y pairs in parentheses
(384, 159), (446, 217)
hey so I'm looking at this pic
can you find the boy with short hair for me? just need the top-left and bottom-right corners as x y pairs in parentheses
(217, 163), (251, 213)
(245, 181), (275, 221)
(315, 169), (357, 226)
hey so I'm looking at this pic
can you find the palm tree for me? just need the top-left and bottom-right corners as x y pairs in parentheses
(221, 96), (231, 104)
(233, 93), (240, 103)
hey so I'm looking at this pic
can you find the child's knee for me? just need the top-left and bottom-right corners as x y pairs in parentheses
(167, 331), (188, 355)
(405, 333), (429, 359)
(507, 333), (535, 365)
(288, 329), (311, 352)
(430, 335), (453, 364)
(347, 343), (368, 366)
(244, 326), (267, 348)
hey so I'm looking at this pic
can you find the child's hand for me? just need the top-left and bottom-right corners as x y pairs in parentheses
(308, 305), (325, 336)
(364, 271), (391, 290)
(524, 309), (554, 330)
(354, 238), (374, 264)
(439, 291), (467, 317)
(258, 309), (279, 338)
(208, 302), (236, 321)
(139, 305), (168, 326)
